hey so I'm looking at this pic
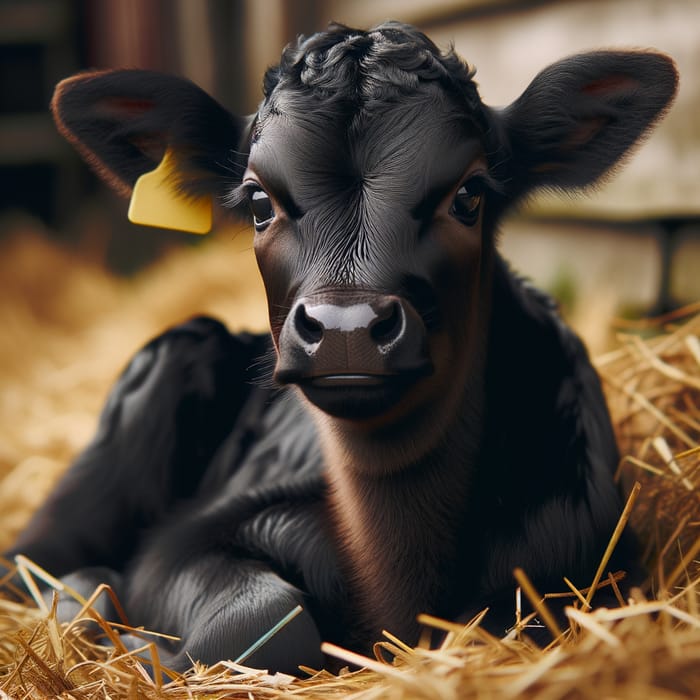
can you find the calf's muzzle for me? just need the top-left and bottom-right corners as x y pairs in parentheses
(275, 294), (432, 419)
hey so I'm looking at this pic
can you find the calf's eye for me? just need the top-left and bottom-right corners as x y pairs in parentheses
(248, 188), (275, 230)
(450, 178), (484, 227)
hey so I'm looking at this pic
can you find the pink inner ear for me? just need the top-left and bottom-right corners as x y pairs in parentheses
(130, 135), (167, 163)
(581, 75), (641, 97)
(565, 116), (609, 149)
(96, 96), (157, 118)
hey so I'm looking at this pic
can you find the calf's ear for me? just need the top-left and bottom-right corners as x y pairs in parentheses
(52, 69), (250, 201)
(502, 51), (678, 194)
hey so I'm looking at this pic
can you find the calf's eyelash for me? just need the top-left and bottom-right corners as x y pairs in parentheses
(224, 182), (255, 209)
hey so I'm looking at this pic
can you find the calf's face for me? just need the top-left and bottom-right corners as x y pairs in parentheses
(50, 23), (678, 438)
(243, 83), (492, 422)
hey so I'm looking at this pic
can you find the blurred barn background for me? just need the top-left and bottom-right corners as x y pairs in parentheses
(0, 0), (698, 547)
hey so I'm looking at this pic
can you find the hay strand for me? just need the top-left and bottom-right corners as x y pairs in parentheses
(513, 568), (564, 640)
(234, 604), (304, 664)
(584, 481), (641, 607)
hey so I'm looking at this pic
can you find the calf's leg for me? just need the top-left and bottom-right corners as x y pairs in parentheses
(4, 317), (267, 590)
(129, 557), (323, 673)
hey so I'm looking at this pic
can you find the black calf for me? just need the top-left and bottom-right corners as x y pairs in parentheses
(5, 22), (677, 672)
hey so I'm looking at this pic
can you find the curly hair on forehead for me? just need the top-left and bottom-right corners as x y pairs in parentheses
(261, 21), (483, 114)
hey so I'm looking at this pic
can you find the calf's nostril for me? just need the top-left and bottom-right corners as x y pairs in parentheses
(370, 301), (404, 344)
(294, 304), (324, 344)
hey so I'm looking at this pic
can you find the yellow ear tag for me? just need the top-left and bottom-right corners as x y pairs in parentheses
(128, 148), (212, 234)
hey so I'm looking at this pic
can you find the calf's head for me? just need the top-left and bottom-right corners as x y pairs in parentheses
(52, 22), (677, 436)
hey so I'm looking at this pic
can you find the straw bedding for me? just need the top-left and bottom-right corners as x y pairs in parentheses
(1, 222), (699, 699)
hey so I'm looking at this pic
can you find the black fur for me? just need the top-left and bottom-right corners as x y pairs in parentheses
(6, 22), (677, 673)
